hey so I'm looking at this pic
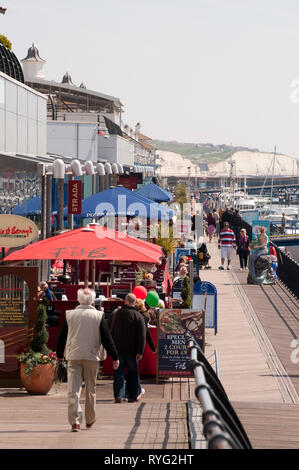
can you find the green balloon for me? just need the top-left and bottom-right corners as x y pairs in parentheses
(145, 291), (160, 307)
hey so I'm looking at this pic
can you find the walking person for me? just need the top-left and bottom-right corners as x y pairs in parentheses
(213, 208), (220, 236)
(218, 222), (236, 270)
(281, 212), (286, 234)
(56, 288), (119, 432)
(109, 293), (146, 403)
(220, 206), (232, 230)
(207, 211), (216, 243)
(191, 210), (201, 243)
(237, 228), (250, 270)
(231, 209), (242, 242)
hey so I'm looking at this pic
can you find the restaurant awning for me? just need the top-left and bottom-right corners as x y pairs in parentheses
(2, 223), (164, 263)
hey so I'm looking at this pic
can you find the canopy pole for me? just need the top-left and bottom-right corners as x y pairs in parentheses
(84, 260), (89, 288)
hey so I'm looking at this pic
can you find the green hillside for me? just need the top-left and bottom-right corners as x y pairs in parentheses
(153, 140), (259, 165)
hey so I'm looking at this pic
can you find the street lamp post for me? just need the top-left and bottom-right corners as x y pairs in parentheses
(53, 159), (66, 233)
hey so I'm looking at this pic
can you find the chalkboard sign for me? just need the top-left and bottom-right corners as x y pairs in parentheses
(156, 307), (205, 382)
(0, 266), (38, 387)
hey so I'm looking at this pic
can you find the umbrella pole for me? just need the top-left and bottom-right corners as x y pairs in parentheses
(75, 260), (79, 285)
(84, 260), (89, 288)
(91, 260), (96, 290)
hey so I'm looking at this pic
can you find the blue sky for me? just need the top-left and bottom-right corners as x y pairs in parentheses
(2, 0), (299, 157)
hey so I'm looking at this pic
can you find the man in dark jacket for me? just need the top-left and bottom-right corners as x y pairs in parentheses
(231, 209), (242, 242)
(109, 293), (146, 403)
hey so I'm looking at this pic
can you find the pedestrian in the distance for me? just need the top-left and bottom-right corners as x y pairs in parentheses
(218, 222), (236, 270)
(213, 208), (220, 235)
(237, 228), (250, 270)
(281, 212), (286, 234)
(56, 288), (119, 432)
(232, 209), (242, 242)
(109, 293), (146, 403)
(207, 212), (216, 243)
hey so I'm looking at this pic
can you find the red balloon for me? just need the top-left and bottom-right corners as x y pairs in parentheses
(133, 286), (147, 300)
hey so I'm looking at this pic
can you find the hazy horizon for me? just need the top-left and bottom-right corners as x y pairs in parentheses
(2, 0), (299, 158)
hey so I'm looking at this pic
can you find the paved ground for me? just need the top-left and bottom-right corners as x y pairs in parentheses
(0, 378), (192, 449)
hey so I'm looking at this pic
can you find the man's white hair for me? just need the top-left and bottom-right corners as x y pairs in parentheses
(77, 288), (96, 305)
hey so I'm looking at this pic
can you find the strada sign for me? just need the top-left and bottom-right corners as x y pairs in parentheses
(0, 215), (39, 247)
(68, 180), (82, 214)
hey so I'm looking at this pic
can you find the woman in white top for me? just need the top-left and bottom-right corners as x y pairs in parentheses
(248, 226), (271, 283)
(258, 226), (268, 248)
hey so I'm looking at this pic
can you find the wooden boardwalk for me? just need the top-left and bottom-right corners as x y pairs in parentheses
(201, 238), (299, 448)
(0, 237), (298, 449)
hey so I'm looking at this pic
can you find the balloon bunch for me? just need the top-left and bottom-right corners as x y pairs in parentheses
(132, 286), (160, 308)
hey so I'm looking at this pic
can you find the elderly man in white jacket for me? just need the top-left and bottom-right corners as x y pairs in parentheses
(56, 288), (119, 432)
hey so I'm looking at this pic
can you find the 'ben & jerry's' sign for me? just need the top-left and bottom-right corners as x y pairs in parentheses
(0, 215), (39, 247)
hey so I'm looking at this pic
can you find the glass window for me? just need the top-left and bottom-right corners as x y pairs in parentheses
(5, 111), (17, 153)
(5, 80), (17, 114)
(28, 92), (37, 120)
(18, 87), (28, 118)
(0, 76), (4, 108)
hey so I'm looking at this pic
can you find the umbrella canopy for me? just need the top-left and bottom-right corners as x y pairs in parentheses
(136, 183), (173, 203)
(64, 186), (172, 220)
(12, 196), (41, 216)
(2, 224), (163, 263)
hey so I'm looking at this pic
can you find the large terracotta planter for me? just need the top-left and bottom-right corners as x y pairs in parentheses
(20, 363), (56, 395)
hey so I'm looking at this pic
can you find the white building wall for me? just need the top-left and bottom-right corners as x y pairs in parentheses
(47, 122), (98, 162)
(0, 71), (47, 156)
(97, 134), (134, 166)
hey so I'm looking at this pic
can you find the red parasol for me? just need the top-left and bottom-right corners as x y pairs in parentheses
(2, 224), (163, 264)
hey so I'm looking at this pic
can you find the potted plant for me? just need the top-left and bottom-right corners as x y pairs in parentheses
(180, 276), (192, 308)
(18, 299), (57, 394)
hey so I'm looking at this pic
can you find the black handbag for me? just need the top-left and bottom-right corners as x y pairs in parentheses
(56, 361), (67, 382)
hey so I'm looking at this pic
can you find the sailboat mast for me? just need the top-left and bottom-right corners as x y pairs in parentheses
(269, 146), (276, 213)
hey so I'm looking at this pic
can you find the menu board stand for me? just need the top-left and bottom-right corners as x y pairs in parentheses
(156, 305), (206, 384)
(0, 266), (38, 387)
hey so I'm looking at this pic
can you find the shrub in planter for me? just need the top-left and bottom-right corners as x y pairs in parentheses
(180, 276), (192, 309)
(18, 299), (57, 394)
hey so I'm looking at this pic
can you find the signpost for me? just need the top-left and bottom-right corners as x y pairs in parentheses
(68, 180), (82, 215)
(192, 281), (217, 334)
(240, 210), (259, 225)
(156, 306), (206, 383)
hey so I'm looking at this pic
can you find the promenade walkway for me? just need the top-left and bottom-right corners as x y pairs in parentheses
(0, 238), (298, 449)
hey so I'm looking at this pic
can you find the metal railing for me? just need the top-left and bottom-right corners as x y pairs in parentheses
(185, 332), (252, 449)
(270, 241), (299, 299)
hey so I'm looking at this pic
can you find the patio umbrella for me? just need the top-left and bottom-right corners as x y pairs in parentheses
(12, 196), (41, 216)
(136, 183), (173, 203)
(63, 186), (173, 220)
(2, 224), (163, 264)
